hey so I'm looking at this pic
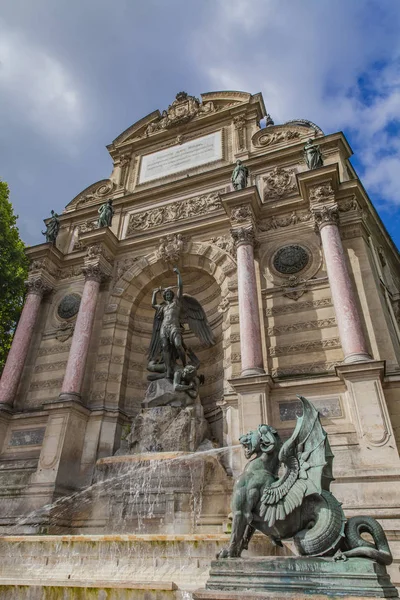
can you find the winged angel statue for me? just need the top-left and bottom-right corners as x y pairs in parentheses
(148, 266), (215, 380)
(218, 396), (392, 565)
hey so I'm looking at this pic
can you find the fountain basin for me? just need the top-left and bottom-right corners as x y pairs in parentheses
(0, 533), (283, 598)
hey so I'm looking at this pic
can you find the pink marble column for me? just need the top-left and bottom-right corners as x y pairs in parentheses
(0, 279), (50, 406)
(314, 206), (371, 363)
(232, 227), (265, 376)
(59, 265), (103, 402)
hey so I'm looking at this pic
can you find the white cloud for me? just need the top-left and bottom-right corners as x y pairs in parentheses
(0, 25), (85, 150)
(191, 1), (400, 207)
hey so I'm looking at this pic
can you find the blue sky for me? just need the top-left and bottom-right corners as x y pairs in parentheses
(0, 0), (399, 249)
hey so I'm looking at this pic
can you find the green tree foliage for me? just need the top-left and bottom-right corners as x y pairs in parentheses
(0, 182), (28, 372)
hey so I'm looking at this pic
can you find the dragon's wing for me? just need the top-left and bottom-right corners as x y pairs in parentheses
(181, 294), (215, 346)
(259, 395), (328, 528)
(147, 305), (163, 361)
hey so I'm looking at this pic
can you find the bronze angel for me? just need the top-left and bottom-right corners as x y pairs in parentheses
(148, 267), (215, 379)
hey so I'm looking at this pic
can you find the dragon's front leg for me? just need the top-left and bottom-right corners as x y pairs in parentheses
(217, 487), (259, 558)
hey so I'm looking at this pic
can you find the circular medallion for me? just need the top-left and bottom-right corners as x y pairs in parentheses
(273, 245), (309, 275)
(57, 293), (81, 320)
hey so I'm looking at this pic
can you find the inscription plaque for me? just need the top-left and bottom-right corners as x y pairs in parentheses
(279, 397), (342, 422)
(139, 131), (222, 183)
(8, 428), (46, 447)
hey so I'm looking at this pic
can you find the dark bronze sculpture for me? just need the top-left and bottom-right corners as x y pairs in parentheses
(97, 199), (114, 228)
(149, 267), (215, 380)
(304, 138), (323, 170)
(42, 210), (60, 244)
(218, 396), (392, 566)
(231, 159), (249, 190)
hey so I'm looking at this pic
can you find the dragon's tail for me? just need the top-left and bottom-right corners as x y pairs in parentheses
(342, 516), (393, 566)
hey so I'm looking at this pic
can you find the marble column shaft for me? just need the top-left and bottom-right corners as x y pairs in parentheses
(60, 274), (101, 399)
(233, 228), (265, 376)
(318, 213), (371, 363)
(0, 283), (46, 406)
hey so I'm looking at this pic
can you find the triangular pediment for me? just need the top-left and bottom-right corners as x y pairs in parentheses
(108, 90), (261, 150)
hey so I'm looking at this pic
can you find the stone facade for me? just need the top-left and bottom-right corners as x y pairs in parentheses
(1, 89), (400, 582)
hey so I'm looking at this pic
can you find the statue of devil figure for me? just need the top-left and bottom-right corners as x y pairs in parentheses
(218, 396), (392, 566)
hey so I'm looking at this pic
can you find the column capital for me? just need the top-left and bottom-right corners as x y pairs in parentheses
(25, 276), (53, 297)
(312, 204), (340, 231)
(82, 262), (112, 283)
(231, 226), (255, 249)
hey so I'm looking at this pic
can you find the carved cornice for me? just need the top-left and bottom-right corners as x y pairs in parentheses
(312, 205), (339, 230)
(231, 226), (255, 248)
(259, 210), (312, 232)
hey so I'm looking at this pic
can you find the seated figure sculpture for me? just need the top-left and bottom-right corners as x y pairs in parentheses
(218, 395), (392, 566)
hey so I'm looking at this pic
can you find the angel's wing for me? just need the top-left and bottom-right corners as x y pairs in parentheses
(147, 305), (163, 361)
(259, 395), (329, 528)
(181, 294), (215, 346)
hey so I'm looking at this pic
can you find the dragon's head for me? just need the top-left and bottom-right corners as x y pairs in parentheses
(239, 425), (282, 460)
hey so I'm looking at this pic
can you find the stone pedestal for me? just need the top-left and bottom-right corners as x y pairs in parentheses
(128, 404), (210, 453)
(195, 556), (398, 599)
(87, 452), (233, 534)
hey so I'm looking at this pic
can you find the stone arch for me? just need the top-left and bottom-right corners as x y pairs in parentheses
(105, 242), (238, 444)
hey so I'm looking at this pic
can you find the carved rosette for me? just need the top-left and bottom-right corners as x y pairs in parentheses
(231, 226), (255, 249)
(312, 205), (339, 230)
(25, 277), (53, 297)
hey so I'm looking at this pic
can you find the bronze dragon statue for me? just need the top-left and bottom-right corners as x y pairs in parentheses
(218, 395), (392, 565)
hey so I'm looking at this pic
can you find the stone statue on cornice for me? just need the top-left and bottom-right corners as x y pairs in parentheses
(304, 138), (324, 170)
(231, 159), (249, 190)
(97, 199), (114, 228)
(42, 210), (60, 244)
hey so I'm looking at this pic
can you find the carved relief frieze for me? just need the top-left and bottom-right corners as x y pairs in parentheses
(59, 266), (83, 280)
(271, 360), (340, 378)
(38, 343), (71, 356)
(267, 316), (336, 336)
(263, 166), (297, 200)
(268, 337), (341, 357)
(34, 361), (67, 374)
(259, 210), (312, 232)
(265, 297), (332, 316)
(28, 259), (60, 279)
(338, 196), (361, 213)
(29, 378), (63, 391)
(127, 190), (223, 235)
